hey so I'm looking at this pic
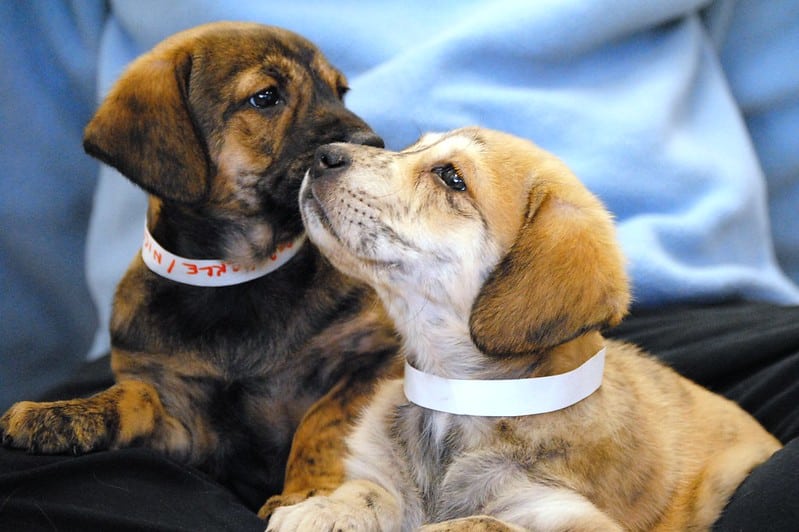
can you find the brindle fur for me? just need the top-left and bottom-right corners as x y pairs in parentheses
(0, 22), (399, 510)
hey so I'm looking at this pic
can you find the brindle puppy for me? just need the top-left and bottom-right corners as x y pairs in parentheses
(0, 22), (399, 510)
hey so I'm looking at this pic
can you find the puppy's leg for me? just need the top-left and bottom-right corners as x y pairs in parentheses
(259, 371), (389, 518)
(0, 380), (188, 455)
(482, 481), (623, 532)
(266, 479), (401, 532)
(686, 442), (779, 530)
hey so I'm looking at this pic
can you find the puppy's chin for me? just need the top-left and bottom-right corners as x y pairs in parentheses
(300, 192), (361, 271)
(303, 201), (400, 298)
(221, 221), (277, 267)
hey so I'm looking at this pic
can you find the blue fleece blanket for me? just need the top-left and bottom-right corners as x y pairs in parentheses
(1, 1), (797, 395)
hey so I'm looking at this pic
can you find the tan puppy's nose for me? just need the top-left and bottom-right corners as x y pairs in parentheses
(312, 144), (352, 180)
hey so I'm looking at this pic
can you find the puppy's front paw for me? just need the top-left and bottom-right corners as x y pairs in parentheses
(266, 495), (377, 532)
(0, 400), (112, 454)
(257, 488), (332, 520)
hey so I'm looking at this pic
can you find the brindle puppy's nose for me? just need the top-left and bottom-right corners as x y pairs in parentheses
(312, 144), (351, 180)
(346, 130), (384, 149)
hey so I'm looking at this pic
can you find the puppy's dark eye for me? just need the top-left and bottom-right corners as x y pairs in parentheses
(433, 164), (466, 191)
(249, 87), (283, 109)
(337, 85), (350, 100)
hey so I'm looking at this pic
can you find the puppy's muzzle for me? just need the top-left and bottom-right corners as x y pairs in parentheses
(345, 130), (384, 149)
(311, 144), (355, 182)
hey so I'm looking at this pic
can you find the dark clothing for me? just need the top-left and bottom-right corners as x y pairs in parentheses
(1, 302), (797, 531)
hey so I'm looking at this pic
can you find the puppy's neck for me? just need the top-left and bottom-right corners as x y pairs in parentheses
(381, 290), (484, 380)
(378, 270), (604, 380)
(528, 331), (605, 378)
(146, 198), (302, 268)
(391, 284), (604, 381)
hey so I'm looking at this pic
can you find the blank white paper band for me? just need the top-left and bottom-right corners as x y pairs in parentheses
(403, 347), (606, 416)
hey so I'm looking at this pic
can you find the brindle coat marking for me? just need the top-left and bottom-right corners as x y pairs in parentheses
(0, 22), (399, 510)
(267, 128), (781, 531)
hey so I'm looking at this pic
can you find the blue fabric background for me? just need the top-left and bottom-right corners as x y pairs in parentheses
(0, 1), (106, 408)
(2, 0), (798, 409)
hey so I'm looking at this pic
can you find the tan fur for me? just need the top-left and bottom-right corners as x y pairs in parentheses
(269, 127), (781, 531)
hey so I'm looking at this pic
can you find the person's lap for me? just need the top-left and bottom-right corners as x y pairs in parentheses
(1, 301), (797, 531)
(0, 448), (266, 531)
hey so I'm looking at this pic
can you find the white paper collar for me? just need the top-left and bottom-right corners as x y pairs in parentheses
(403, 347), (606, 416)
(141, 223), (306, 287)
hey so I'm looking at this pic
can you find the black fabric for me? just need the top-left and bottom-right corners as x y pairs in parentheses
(712, 438), (799, 532)
(0, 302), (797, 531)
(0, 449), (264, 532)
(607, 301), (799, 443)
(34, 354), (115, 403)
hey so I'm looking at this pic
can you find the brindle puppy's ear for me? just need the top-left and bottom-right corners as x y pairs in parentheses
(469, 171), (631, 356)
(83, 48), (209, 203)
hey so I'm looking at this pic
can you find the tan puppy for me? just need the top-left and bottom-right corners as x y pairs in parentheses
(268, 127), (781, 531)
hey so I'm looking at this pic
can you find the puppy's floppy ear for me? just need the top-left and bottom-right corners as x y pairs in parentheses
(469, 171), (630, 356)
(83, 47), (209, 203)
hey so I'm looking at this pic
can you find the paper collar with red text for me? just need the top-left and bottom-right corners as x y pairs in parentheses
(403, 347), (606, 416)
(141, 223), (306, 287)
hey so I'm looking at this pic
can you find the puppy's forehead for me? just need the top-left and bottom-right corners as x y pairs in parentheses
(184, 24), (343, 95)
(404, 129), (484, 155)
(230, 53), (343, 101)
(408, 128), (539, 249)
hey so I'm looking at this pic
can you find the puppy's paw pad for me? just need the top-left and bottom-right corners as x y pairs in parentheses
(420, 516), (525, 532)
(266, 496), (371, 532)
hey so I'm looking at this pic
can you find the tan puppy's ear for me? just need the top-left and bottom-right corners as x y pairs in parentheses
(470, 173), (630, 356)
(83, 48), (209, 203)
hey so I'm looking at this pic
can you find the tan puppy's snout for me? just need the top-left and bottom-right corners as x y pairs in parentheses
(312, 143), (354, 181)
